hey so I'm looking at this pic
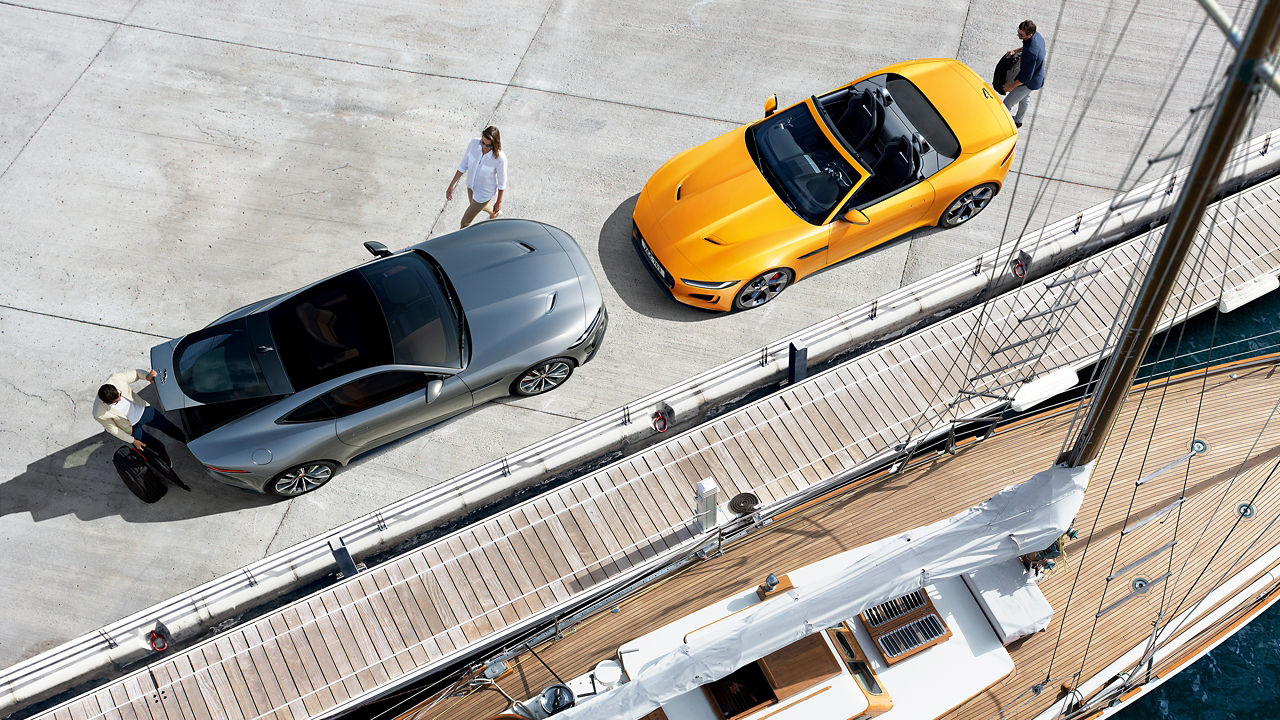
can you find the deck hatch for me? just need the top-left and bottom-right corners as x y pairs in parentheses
(862, 589), (927, 627)
(876, 614), (947, 660)
(861, 588), (952, 664)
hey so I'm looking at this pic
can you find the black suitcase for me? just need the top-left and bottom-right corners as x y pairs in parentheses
(993, 53), (1021, 95)
(140, 441), (190, 491)
(113, 446), (167, 503)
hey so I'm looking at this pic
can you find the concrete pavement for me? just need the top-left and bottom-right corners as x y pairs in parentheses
(2, 0), (1276, 673)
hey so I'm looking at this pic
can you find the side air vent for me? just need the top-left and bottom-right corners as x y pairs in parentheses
(676, 184), (683, 201)
(862, 589), (927, 628)
(876, 614), (948, 660)
(860, 588), (951, 664)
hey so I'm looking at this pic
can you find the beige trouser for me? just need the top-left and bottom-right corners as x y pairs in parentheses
(460, 188), (494, 228)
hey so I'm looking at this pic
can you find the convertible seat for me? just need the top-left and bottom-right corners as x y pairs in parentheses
(837, 89), (884, 157)
(860, 135), (920, 201)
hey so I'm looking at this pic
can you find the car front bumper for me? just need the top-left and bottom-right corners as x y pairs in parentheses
(631, 222), (738, 312)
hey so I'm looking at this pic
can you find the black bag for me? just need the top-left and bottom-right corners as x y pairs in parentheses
(141, 441), (190, 491)
(113, 446), (167, 503)
(993, 52), (1021, 95)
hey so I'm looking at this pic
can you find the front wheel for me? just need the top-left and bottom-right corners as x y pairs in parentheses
(513, 358), (575, 396)
(939, 183), (998, 228)
(733, 268), (793, 311)
(268, 461), (336, 497)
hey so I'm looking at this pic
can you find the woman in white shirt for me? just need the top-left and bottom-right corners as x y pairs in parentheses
(445, 126), (508, 228)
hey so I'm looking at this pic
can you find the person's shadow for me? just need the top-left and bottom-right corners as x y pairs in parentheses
(1, 434), (278, 523)
(598, 194), (725, 322)
(2, 386), (278, 523)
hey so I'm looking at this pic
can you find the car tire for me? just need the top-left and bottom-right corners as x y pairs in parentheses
(733, 268), (794, 311)
(268, 461), (337, 498)
(512, 358), (576, 396)
(939, 183), (998, 228)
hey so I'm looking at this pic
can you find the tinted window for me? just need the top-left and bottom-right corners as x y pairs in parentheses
(282, 371), (426, 423)
(268, 272), (392, 391)
(749, 103), (861, 225)
(174, 323), (271, 402)
(360, 254), (463, 368)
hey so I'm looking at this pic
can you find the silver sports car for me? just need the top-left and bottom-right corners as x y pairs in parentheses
(149, 219), (607, 497)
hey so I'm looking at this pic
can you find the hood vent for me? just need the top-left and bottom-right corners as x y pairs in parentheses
(516, 241), (536, 253)
(675, 184), (683, 201)
(704, 236), (724, 246)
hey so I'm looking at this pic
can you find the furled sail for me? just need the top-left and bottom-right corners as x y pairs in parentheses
(556, 461), (1095, 720)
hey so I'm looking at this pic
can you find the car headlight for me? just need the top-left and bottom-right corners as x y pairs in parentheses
(573, 307), (605, 346)
(681, 279), (739, 290)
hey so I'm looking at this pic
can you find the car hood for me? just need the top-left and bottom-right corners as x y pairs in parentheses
(421, 220), (591, 371)
(638, 127), (813, 277)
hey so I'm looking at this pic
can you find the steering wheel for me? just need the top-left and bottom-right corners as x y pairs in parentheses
(823, 163), (850, 187)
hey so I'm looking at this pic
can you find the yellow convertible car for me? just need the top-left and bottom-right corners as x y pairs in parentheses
(632, 58), (1017, 311)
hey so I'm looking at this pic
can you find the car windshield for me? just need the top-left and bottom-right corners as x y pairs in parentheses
(173, 319), (274, 403)
(268, 270), (393, 391)
(750, 103), (860, 224)
(359, 252), (464, 368)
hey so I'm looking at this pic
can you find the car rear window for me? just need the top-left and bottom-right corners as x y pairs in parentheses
(173, 321), (273, 403)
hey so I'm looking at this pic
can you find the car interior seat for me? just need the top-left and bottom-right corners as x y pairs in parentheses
(837, 89), (884, 158)
(855, 135), (920, 204)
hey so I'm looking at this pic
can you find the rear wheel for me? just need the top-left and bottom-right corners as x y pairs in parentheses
(269, 461), (336, 497)
(513, 358), (575, 396)
(733, 268), (793, 311)
(939, 183), (998, 228)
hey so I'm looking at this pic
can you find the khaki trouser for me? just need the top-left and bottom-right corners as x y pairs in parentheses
(460, 188), (494, 228)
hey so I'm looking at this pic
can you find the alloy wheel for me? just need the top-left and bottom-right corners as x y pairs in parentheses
(942, 184), (997, 228)
(270, 462), (335, 497)
(734, 269), (793, 310)
(516, 359), (573, 396)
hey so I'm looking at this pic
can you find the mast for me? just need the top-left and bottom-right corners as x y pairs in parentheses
(1062, 0), (1280, 467)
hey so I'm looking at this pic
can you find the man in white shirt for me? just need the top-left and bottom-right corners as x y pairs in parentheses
(445, 126), (508, 228)
(93, 369), (186, 450)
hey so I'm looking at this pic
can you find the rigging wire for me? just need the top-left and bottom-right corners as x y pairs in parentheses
(1037, 0), (1244, 697)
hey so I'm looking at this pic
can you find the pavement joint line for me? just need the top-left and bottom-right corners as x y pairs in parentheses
(0, 2), (124, 184)
(0, 304), (169, 340)
(1, 1), (749, 129)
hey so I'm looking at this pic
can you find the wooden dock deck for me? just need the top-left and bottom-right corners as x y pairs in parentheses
(31, 177), (1280, 720)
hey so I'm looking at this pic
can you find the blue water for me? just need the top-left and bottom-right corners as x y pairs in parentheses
(1121, 290), (1280, 720)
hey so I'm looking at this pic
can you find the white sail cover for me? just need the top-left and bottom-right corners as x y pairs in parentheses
(554, 462), (1093, 720)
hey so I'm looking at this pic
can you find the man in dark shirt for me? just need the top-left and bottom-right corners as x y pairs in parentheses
(1003, 20), (1046, 128)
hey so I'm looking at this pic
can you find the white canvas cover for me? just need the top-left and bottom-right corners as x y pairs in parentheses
(553, 462), (1093, 720)
(963, 558), (1054, 644)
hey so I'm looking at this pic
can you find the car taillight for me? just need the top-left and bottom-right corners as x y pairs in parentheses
(205, 465), (250, 474)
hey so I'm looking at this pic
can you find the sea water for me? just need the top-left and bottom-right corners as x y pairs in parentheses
(1124, 289), (1280, 720)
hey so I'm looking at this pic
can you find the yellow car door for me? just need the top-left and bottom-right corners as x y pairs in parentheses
(827, 179), (935, 264)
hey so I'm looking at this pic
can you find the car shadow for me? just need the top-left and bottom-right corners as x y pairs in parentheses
(597, 194), (724, 322)
(0, 433), (279, 524)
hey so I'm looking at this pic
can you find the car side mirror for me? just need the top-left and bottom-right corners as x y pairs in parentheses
(425, 378), (443, 403)
(364, 241), (392, 258)
(764, 94), (778, 117)
(843, 208), (870, 225)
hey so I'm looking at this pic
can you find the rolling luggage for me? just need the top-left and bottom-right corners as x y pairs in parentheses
(141, 440), (190, 491)
(111, 437), (191, 502)
(993, 52), (1021, 95)
(113, 446), (167, 503)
